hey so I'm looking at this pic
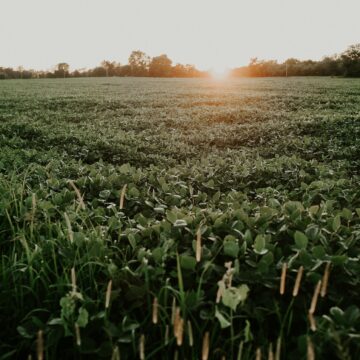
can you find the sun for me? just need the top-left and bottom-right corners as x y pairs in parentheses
(210, 66), (230, 80)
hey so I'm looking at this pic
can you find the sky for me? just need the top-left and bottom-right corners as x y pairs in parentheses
(1, 0), (360, 72)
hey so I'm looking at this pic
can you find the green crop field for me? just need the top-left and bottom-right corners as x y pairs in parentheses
(1, 77), (360, 359)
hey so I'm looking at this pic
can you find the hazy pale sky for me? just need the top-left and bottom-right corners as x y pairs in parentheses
(1, 0), (359, 71)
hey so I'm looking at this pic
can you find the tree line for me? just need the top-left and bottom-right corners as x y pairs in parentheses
(231, 44), (360, 77)
(0, 51), (207, 79)
(1, 44), (360, 79)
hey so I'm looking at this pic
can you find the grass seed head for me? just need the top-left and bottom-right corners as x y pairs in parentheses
(256, 347), (262, 360)
(292, 266), (304, 297)
(307, 336), (315, 360)
(268, 343), (274, 360)
(175, 318), (184, 346)
(64, 212), (73, 243)
(309, 280), (322, 314)
(171, 297), (176, 325)
(308, 311), (317, 332)
(173, 307), (181, 338)
(202, 332), (210, 360)
(196, 227), (202, 262)
(280, 262), (287, 295)
(139, 334), (145, 360)
(120, 184), (127, 209)
(165, 324), (169, 345)
(275, 336), (281, 360)
(216, 282), (223, 303)
(105, 279), (112, 309)
(320, 262), (331, 297)
(68, 180), (85, 210)
(37, 330), (44, 360)
(111, 346), (120, 360)
(187, 320), (194, 347)
(74, 323), (81, 346)
(71, 267), (77, 293)
(152, 297), (158, 324)
(31, 193), (36, 214)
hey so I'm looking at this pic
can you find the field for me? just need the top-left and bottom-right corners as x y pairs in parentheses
(1, 77), (360, 359)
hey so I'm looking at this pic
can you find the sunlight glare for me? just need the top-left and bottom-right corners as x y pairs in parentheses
(210, 66), (230, 80)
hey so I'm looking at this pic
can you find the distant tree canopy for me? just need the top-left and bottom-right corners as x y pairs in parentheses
(0, 50), (206, 79)
(149, 54), (172, 77)
(1, 44), (360, 79)
(341, 44), (360, 77)
(54, 63), (70, 78)
(231, 44), (360, 78)
(128, 50), (150, 77)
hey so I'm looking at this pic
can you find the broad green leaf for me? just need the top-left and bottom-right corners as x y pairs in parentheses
(204, 179), (215, 188)
(180, 255), (197, 270)
(331, 255), (348, 265)
(48, 318), (63, 326)
(119, 163), (131, 174)
(77, 307), (89, 328)
(215, 307), (231, 329)
(294, 231), (308, 249)
(299, 249), (313, 267)
(173, 219), (187, 228)
(243, 229), (252, 244)
(99, 189), (111, 199)
(261, 252), (274, 266)
(344, 306), (360, 326)
(253, 235), (267, 255)
(128, 233), (137, 249)
(330, 307), (344, 324)
(268, 198), (281, 208)
(342, 208), (352, 221)
(128, 187), (140, 197)
(222, 285), (249, 311)
(60, 296), (75, 320)
(166, 211), (177, 224)
(224, 241), (240, 258)
(244, 320), (253, 342)
(161, 183), (170, 192)
(309, 205), (319, 215)
(212, 191), (221, 202)
(332, 215), (341, 232)
(152, 247), (163, 263)
(312, 245), (325, 259)
(17, 325), (34, 339)
(306, 225), (320, 241)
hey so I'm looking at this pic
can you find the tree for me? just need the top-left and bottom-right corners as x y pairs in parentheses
(17, 66), (24, 79)
(285, 58), (300, 76)
(55, 63), (70, 78)
(319, 56), (341, 76)
(149, 54), (173, 77)
(128, 50), (150, 76)
(101, 60), (120, 77)
(91, 66), (107, 77)
(341, 44), (360, 77)
(101, 60), (112, 77)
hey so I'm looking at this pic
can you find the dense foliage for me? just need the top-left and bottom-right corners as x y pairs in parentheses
(1, 44), (360, 80)
(0, 77), (360, 359)
(231, 44), (360, 78)
(0, 51), (206, 80)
